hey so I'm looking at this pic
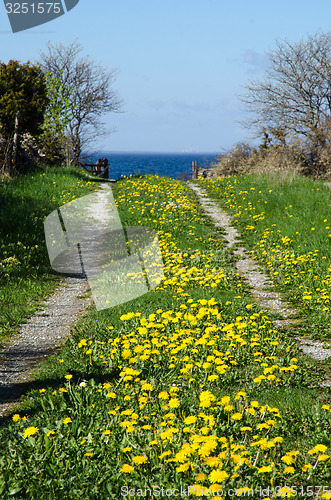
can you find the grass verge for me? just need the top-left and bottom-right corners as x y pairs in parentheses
(0, 174), (330, 499)
(0, 164), (102, 344)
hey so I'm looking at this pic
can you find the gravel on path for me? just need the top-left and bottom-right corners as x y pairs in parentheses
(0, 276), (91, 417)
(188, 182), (331, 373)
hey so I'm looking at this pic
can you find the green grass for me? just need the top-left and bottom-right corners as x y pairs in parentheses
(0, 173), (330, 499)
(197, 173), (331, 342)
(0, 164), (102, 344)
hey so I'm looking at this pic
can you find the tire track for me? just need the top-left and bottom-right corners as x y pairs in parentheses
(189, 183), (331, 377)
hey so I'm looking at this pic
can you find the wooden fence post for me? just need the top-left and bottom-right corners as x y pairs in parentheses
(192, 161), (197, 179)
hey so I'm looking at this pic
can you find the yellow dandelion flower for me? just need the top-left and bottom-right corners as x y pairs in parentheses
(132, 455), (148, 465)
(258, 465), (273, 473)
(308, 444), (327, 454)
(107, 392), (116, 399)
(159, 427), (179, 440)
(120, 464), (134, 473)
(168, 398), (180, 409)
(158, 391), (169, 400)
(184, 416), (197, 425)
(257, 423), (270, 430)
(281, 455), (295, 465)
(23, 426), (39, 438)
(204, 456), (222, 467)
(209, 469), (229, 483)
(224, 404), (234, 412)
(141, 383), (154, 391)
(283, 466), (295, 474)
(220, 396), (230, 406)
(199, 390), (216, 408)
(176, 462), (190, 472)
(231, 412), (242, 421)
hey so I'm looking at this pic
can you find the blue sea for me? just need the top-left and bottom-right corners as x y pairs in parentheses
(85, 152), (218, 180)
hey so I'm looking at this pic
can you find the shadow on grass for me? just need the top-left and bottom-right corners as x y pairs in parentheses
(0, 368), (120, 426)
(0, 165), (109, 241)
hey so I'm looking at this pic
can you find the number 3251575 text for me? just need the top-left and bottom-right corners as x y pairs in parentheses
(5, 3), (62, 15)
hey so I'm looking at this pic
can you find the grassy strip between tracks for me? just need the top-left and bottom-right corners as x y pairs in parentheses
(0, 174), (330, 499)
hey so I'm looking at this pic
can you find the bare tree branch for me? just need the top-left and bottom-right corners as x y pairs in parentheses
(240, 32), (331, 156)
(39, 41), (123, 165)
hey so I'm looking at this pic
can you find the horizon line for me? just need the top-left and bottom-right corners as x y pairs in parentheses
(88, 150), (220, 155)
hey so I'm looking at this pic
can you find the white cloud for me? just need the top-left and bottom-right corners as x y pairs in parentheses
(242, 50), (269, 73)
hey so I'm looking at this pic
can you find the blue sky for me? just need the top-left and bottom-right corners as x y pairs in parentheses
(1, 0), (331, 153)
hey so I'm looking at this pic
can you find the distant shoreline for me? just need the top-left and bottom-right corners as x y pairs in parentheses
(84, 151), (218, 180)
(92, 150), (219, 156)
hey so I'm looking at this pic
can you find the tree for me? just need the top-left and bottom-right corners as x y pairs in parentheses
(240, 32), (331, 159)
(39, 41), (122, 166)
(39, 71), (73, 165)
(0, 60), (48, 174)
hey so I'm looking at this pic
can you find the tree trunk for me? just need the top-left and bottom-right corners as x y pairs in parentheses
(13, 110), (20, 172)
